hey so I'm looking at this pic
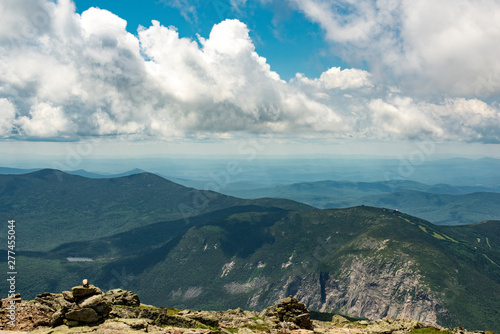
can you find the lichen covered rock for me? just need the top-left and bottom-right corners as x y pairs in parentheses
(104, 288), (141, 306)
(263, 295), (314, 330)
(29, 282), (116, 328)
(65, 307), (100, 323)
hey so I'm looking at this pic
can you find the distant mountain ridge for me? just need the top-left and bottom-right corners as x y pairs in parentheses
(3, 167), (499, 226)
(0, 166), (147, 178)
(331, 190), (500, 225)
(221, 179), (500, 225)
(0, 166), (41, 174)
(236, 179), (500, 196)
(65, 168), (147, 178)
(0, 169), (311, 251)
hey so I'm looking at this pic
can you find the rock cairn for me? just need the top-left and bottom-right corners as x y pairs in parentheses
(261, 296), (313, 330)
(34, 282), (140, 327)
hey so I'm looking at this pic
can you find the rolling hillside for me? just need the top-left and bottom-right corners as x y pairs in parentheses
(0, 169), (310, 251)
(3, 206), (499, 332)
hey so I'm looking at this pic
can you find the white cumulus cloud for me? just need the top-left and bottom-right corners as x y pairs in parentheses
(295, 67), (372, 90)
(0, 99), (17, 136)
(290, 0), (500, 97)
(0, 0), (499, 143)
(17, 103), (75, 137)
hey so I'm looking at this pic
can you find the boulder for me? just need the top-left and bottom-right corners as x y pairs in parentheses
(185, 312), (220, 328)
(62, 291), (75, 302)
(105, 288), (140, 306)
(65, 307), (100, 323)
(78, 294), (104, 308)
(259, 306), (276, 317)
(55, 296), (74, 313)
(35, 293), (61, 312)
(35, 293), (73, 313)
(94, 300), (113, 317)
(263, 296), (313, 330)
(49, 310), (64, 327)
(366, 318), (428, 334)
(63, 319), (80, 327)
(71, 285), (102, 299)
(109, 304), (142, 319)
(114, 318), (150, 330)
(152, 313), (201, 328)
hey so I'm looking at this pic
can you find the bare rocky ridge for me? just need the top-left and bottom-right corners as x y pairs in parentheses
(256, 253), (446, 325)
(0, 284), (493, 334)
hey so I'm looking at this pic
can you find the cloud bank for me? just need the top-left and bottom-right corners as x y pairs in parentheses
(0, 0), (499, 143)
(290, 0), (500, 97)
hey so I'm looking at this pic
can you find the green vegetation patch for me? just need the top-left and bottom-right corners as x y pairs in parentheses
(242, 323), (270, 331)
(165, 308), (183, 315)
(443, 234), (459, 243)
(195, 323), (220, 331)
(410, 329), (453, 334)
(432, 232), (446, 240)
(113, 305), (182, 316)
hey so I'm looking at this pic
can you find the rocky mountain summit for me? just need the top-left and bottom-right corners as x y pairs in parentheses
(0, 283), (495, 334)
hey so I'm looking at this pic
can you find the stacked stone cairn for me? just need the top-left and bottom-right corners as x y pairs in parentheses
(34, 280), (140, 327)
(261, 296), (314, 330)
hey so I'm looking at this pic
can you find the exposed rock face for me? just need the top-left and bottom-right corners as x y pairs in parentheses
(258, 254), (446, 326)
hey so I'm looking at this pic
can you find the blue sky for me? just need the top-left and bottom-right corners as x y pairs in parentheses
(0, 0), (500, 159)
(72, 0), (347, 80)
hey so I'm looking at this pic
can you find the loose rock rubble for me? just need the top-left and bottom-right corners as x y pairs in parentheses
(0, 285), (496, 334)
